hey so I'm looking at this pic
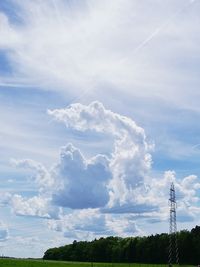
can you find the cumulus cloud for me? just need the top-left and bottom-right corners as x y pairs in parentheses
(10, 159), (62, 218)
(12, 143), (111, 210)
(52, 143), (111, 209)
(105, 214), (143, 237)
(12, 195), (61, 219)
(146, 171), (200, 222)
(9, 101), (153, 226)
(48, 102), (200, 223)
(49, 101), (153, 211)
(11, 158), (53, 191)
(11, 102), (200, 237)
(48, 209), (107, 237)
(48, 209), (142, 240)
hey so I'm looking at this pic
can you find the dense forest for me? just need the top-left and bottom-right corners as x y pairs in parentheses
(43, 225), (200, 264)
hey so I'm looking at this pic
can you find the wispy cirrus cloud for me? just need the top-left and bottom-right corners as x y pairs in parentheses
(0, 0), (199, 109)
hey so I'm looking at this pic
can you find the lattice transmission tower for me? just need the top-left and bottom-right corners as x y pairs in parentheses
(168, 182), (179, 267)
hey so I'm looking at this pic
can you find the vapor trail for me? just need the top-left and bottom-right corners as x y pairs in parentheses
(129, 0), (197, 57)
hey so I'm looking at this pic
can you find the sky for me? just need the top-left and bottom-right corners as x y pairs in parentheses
(0, 0), (200, 258)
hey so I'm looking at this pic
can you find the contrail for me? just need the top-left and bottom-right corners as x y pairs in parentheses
(132, 27), (161, 55)
(127, 0), (197, 57)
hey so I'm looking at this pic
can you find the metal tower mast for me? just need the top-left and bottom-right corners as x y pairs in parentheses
(168, 182), (179, 267)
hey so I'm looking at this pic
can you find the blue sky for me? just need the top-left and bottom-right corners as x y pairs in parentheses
(0, 0), (200, 258)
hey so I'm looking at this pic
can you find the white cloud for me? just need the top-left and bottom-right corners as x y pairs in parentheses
(0, 0), (199, 111)
(10, 158), (62, 218)
(52, 143), (111, 209)
(48, 209), (107, 236)
(105, 214), (143, 237)
(48, 209), (142, 240)
(11, 158), (53, 191)
(11, 101), (153, 219)
(10, 102), (200, 235)
(49, 101), (153, 211)
(11, 194), (61, 219)
(146, 171), (200, 222)
(12, 143), (111, 210)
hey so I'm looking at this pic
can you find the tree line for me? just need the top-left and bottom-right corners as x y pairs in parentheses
(43, 225), (200, 264)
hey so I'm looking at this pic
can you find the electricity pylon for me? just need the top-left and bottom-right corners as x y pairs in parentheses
(168, 182), (179, 267)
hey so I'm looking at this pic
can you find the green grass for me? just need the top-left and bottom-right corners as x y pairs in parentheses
(0, 259), (193, 267)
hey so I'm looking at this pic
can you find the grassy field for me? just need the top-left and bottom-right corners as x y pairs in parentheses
(0, 259), (193, 267)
